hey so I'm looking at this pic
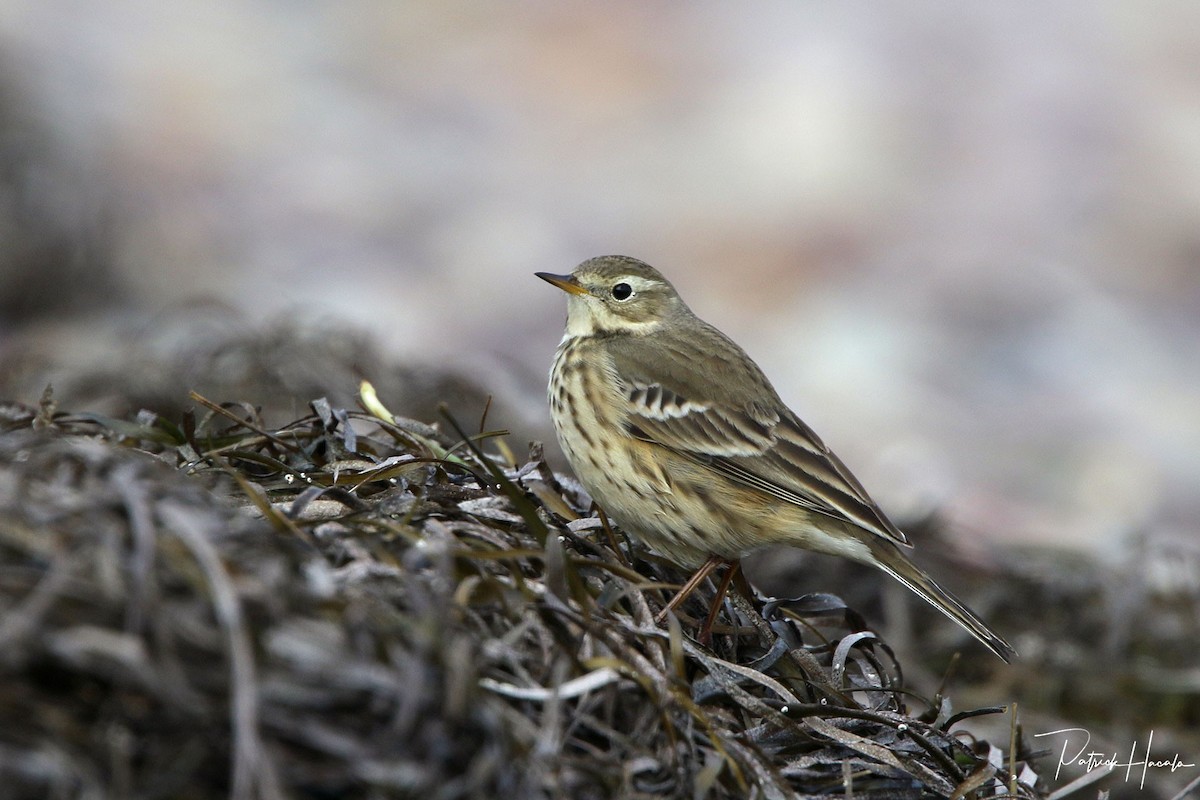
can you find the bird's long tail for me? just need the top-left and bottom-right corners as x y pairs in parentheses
(867, 540), (1016, 663)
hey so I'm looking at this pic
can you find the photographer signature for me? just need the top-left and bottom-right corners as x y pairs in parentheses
(1034, 727), (1195, 789)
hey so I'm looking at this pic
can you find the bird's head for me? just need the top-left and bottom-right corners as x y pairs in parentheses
(536, 255), (688, 337)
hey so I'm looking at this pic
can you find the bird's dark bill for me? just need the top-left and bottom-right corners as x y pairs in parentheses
(535, 272), (588, 296)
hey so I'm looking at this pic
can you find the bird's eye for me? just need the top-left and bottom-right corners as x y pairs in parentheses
(611, 282), (633, 301)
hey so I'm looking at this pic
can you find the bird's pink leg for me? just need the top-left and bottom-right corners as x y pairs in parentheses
(698, 560), (741, 645)
(655, 556), (741, 645)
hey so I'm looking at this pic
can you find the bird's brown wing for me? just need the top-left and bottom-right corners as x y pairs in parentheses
(608, 329), (910, 547)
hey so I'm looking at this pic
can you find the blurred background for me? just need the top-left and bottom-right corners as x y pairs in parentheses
(1, 3), (1198, 568)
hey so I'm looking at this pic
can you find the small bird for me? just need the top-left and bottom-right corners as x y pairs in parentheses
(537, 255), (1015, 662)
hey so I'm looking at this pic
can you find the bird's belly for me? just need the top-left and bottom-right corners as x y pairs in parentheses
(550, 370), (769, 566)
(548, 341), (840, 568)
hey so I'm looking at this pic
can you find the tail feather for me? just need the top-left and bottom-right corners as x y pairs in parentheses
(868, 540), (1016, 663)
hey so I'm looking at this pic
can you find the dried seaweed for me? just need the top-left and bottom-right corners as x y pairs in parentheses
(0, 389), (1046, 800)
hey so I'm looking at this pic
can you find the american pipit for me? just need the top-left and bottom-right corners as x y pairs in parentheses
(538, 255), (1015, 662)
